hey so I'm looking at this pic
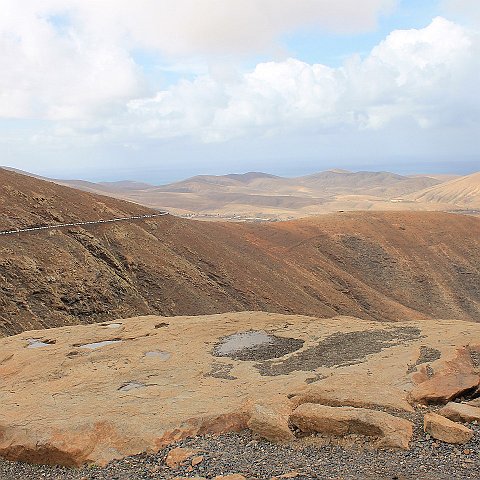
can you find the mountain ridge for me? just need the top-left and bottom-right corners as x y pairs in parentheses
(1, 168), (479, 337)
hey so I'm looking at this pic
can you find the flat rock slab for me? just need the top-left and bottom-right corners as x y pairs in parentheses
(409, 346), (480, 405)
(438, 402), (480, 423)
(0, 312), (479, 466)
(424, 412), (474, 444)
(290, 404), (413, 449)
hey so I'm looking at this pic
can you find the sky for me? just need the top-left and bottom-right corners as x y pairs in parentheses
(1, 0), (479, 183)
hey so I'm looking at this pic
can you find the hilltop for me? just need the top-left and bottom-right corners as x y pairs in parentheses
(1, 168), (480, 336)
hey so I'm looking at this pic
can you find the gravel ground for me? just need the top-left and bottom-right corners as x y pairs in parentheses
(0, 418), (479, 480)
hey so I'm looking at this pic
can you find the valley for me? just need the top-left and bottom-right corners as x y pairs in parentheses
(1, 168), (479, 337)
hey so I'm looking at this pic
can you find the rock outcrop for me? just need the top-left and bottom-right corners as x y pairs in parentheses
(246, 404), (294, 442)
(409, 346), (480, 405)
(0, 312), (479, 466)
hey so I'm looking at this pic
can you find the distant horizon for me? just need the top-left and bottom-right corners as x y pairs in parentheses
(2, 1), (479, 184)
(3, 159), (479, 186)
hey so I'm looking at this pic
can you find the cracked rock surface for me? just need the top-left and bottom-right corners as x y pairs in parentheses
(0, 312), (479, 468)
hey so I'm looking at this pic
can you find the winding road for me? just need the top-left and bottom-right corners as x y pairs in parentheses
(0, 213), (168, 236)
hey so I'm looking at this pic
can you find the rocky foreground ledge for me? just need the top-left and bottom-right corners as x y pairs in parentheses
(0, 312), (479, 477)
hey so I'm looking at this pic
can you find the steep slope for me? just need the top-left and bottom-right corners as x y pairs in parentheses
(1, 168), (480, 336)
(407, 172), (480, 208)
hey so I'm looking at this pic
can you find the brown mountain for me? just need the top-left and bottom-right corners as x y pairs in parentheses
(406, 171), (480, 209)
(139, 170), (442, 216)
(1, 167), (479, 337)
(4, 167), (454, 220)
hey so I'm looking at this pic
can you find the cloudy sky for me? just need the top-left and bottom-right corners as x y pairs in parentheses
(1, 0), (479, 182)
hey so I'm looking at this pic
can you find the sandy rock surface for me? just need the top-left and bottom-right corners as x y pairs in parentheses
(290, 404), (413, 449)
(438, 402), (480, 423)
(0, 311), (479, 467)
(246, 404), (294, 442)
(424, 413), (474, 444)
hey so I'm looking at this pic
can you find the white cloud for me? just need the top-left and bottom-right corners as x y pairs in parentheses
(123, 17), (480, 142)
(0, 0), (396, 121)
(57, 0), (396, 56)
(0, 2), (478, 152)
(0, 0), (142, 120)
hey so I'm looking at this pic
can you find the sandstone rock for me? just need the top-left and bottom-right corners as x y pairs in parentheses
(438, 402), (480, 423)
(191, 455), (204, 466)
(409, 347), (480, 405)
(289, 381), (413, 413)
(290, 404), (413, 449)
(247, 404), (294, 442)
(424, 413), (473, 444)
(1, 313), (479, 466)
(166, 448), (200, 469)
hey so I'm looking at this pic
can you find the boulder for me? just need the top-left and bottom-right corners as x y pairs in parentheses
(424, 413), (473, 444)
(438, 402), (480, 423)
(290, 404), (413, 449)
(409, 347), (479, 405)
(191, 455), (204, 466)
(247, 404), (294, 442)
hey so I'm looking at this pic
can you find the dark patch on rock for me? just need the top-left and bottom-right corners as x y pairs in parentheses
(257, 327), (422, 376)
(205, 363), (237, 380)
(407, 346), (442, 374)
(213, 331), (304, 361)
(468, 346), (480, 369)
(155, 322), (169, 329)
(304, 373), (328, 384)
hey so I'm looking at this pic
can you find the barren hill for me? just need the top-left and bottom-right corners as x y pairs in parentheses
(134, 170), (443, 218)
(1, 168), (480, 336)
(6, 167), (459, 220)
(407, 171), (480, 208)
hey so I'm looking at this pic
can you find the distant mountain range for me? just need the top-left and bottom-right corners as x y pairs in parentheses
(3, 166), (479, 220)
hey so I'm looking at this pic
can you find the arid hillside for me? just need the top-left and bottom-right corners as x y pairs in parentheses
(407, 171), (480, 209)
(1, 168), (480, 336)
(6, 167), (461, 220)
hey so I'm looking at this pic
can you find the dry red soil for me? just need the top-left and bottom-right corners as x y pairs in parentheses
(1, 168), (479, 336)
